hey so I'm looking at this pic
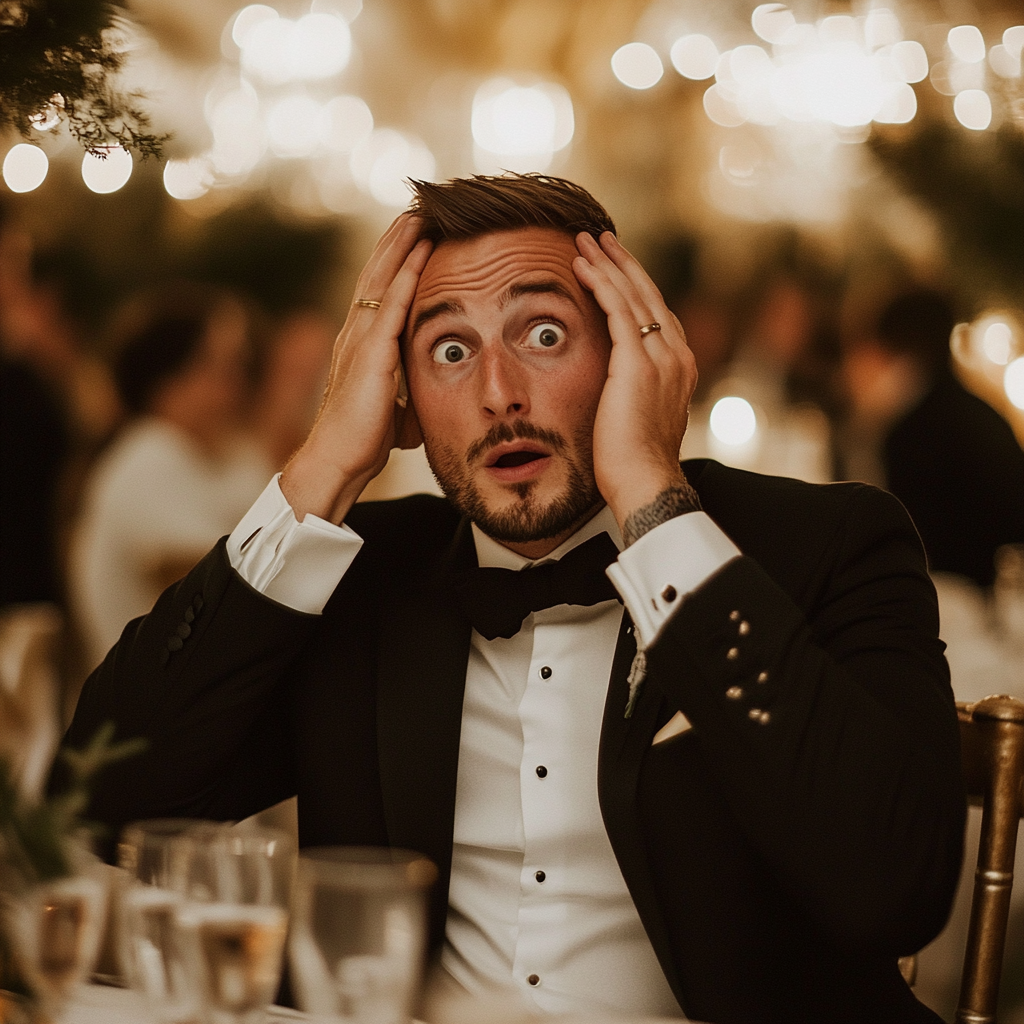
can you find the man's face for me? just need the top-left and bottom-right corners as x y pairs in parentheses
(404, 226), (611, 547)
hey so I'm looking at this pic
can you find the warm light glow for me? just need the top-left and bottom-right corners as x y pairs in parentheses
(948, 25), (986, 64)
(864, 9), (902, 49)
(982, 321), (1013, 365)
(319, 95), (373, 153)
(891, 41), (928, 83)
(350, 129), (435, 207)
(751, 4), (795, 45)
(207, 82), (263, 176)
(670, 34), (719, 80)
(81, 147), (133, 194)
(2, 144), (48, 193)
(953, 89), (992, 130)
(611, 43), (664, 90)
(874, 82), (917, 124)
(710, 397), (757, 445)
(988, 44), (1021, 79)
(703, 83), (745, 127)
(163, 157), (214, 200)
(1005, 358), (1024, 410)
(471, 78), (573, 166)
(1004, 26), (1024, 61)
(267, 95), (323, 158)
(291, 12), (351, 80)
(231, 4), (277, 49)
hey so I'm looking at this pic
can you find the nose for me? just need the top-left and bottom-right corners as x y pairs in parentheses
(479, 343), (529, 419)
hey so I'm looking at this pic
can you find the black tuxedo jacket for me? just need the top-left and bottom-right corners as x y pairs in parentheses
(67, 459), (964, 1024)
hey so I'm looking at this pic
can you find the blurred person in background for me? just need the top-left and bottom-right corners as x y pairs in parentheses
(69, 285), (272, 669)
(841, 288), (1024, 588)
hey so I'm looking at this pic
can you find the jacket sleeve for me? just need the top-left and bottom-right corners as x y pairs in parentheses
(643, 483), (965, 953)
(62, 540), (321, 848)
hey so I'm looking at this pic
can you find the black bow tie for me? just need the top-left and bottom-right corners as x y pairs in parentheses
(453, 531), (622, 641)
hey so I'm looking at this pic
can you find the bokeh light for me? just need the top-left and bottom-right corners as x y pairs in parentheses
(1004, 26), (1024, 60)
(350, 128), (435, 207)
(2, 144), (48, 193)
(982, 321), (1014, 365)
(267, 94), (323, 158)
(891, 41), (929, 83)
(670, 34), (719, 80)
(163, 157), (214, 200)
(319, 95), (373, 153)
(472, 79), (573, 172)
(947, 25), (986, 64)
(954, 89), (992, 130)
(1005, 358), (1024, 410)
(81, 147), (133, 194)
(710, 397), (757, 445)
(751, 4), (796, 45)
(611, 43), (664, 90)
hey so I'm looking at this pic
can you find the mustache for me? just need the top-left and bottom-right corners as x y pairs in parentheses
(465, 420), (568, 465)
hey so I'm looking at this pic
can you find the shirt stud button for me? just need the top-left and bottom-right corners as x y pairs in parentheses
(539, 666), (552, 679)
(535, 870), (546, 883)
(726, 686), (743, 700)
(660, 584), (677, 603)
(729, 610), (741, 621)
(535, 765), (547, 778)
(757, 671), (769, 684)
(738, 620), (750, 636)
(528, 974), (540, 987)
(727, 647), (739, 661)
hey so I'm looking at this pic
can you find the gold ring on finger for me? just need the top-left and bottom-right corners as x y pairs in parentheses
(639, 322), (662, 336)
(353, 298), (382, 309)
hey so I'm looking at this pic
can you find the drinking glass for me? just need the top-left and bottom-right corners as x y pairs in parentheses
(116, 819), (208, 1023)
(288, 847), (436, 1024)
(173, 825), (295, 1024)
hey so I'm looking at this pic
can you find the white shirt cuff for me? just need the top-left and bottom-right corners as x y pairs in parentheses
(606, 511), (741, 649)
(226, 475), (363, 615)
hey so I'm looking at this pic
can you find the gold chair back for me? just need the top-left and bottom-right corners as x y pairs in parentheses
(955, 695), (1024, 1024)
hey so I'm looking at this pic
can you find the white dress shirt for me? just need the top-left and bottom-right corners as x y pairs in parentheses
(227, 476), (740, 1018)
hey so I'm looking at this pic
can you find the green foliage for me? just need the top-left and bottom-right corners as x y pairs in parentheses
(0, 0), (167, 156)
(0, 723), (145, 891)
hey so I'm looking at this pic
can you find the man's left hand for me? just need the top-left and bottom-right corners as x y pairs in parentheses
(572, 231), (699, 544)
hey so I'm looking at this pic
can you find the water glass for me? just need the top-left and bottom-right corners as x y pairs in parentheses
(288, 847), (436, 1024)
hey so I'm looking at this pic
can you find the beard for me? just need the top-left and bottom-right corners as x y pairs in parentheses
(423, 419), (602, 544)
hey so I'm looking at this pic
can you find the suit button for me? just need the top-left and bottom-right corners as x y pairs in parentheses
(539, 666), (552, 679)
(527, 975), (540, 987)
(535, 870), (546, 883)
(535, 766), (547, 778)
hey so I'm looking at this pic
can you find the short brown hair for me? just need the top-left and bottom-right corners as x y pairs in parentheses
(408, 173), (616, 244)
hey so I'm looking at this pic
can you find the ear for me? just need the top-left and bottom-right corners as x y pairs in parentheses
(396, 399), (423, 450)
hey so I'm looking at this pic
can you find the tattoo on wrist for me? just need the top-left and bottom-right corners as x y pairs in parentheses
(623, 481), (702, 547)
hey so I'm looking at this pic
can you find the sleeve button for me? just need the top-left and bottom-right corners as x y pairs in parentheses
(176, 622), (192, 639)
(167, 636), (183, 652)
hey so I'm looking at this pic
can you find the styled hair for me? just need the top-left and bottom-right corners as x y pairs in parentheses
(112, 283), (234, 415)
(408, 173), (616, 244)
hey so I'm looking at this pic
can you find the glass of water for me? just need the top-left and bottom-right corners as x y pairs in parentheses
(288, 847), (436, 1024)
(173, 825), (295, 1024)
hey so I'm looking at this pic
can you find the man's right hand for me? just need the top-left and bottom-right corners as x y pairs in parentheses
(280, 215), (432, 524)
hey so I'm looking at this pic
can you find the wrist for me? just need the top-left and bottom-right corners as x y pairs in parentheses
(610, 470), (702, 548)
(280, 441), (375, 525)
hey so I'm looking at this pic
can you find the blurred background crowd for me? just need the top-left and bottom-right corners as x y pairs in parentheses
(1, 0), (1023, 1019)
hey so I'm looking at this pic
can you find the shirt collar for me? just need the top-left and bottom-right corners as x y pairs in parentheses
(471, 504), (623, 570)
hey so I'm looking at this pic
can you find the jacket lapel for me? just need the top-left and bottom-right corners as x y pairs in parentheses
(375, 517), (476, 951)
(598, 615), (686, 1005)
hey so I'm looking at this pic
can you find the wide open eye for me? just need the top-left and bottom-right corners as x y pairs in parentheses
(525, 323), (565, 349)
(433, 340), (471, 364)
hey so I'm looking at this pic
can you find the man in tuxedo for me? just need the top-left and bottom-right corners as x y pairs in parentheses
(67, 175), (964, 1024)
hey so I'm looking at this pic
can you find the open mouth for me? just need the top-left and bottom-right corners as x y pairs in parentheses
(492, 450), (547, 469)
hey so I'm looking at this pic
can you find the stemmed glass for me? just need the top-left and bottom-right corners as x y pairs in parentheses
(288, 847), (436, 1024)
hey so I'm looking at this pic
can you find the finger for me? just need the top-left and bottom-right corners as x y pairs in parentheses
(575, 232), (652, 327)
(573, 254), (656, 358)
(374, 237), (433, 339)
(352, 215), (423, 306)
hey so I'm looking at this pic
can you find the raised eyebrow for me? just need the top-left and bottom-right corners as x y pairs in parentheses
(500, 280), (576, 308)
(410, 298), (465, 339)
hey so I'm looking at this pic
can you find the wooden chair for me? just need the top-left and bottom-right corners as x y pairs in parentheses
(954, 694), (1024, 1024)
